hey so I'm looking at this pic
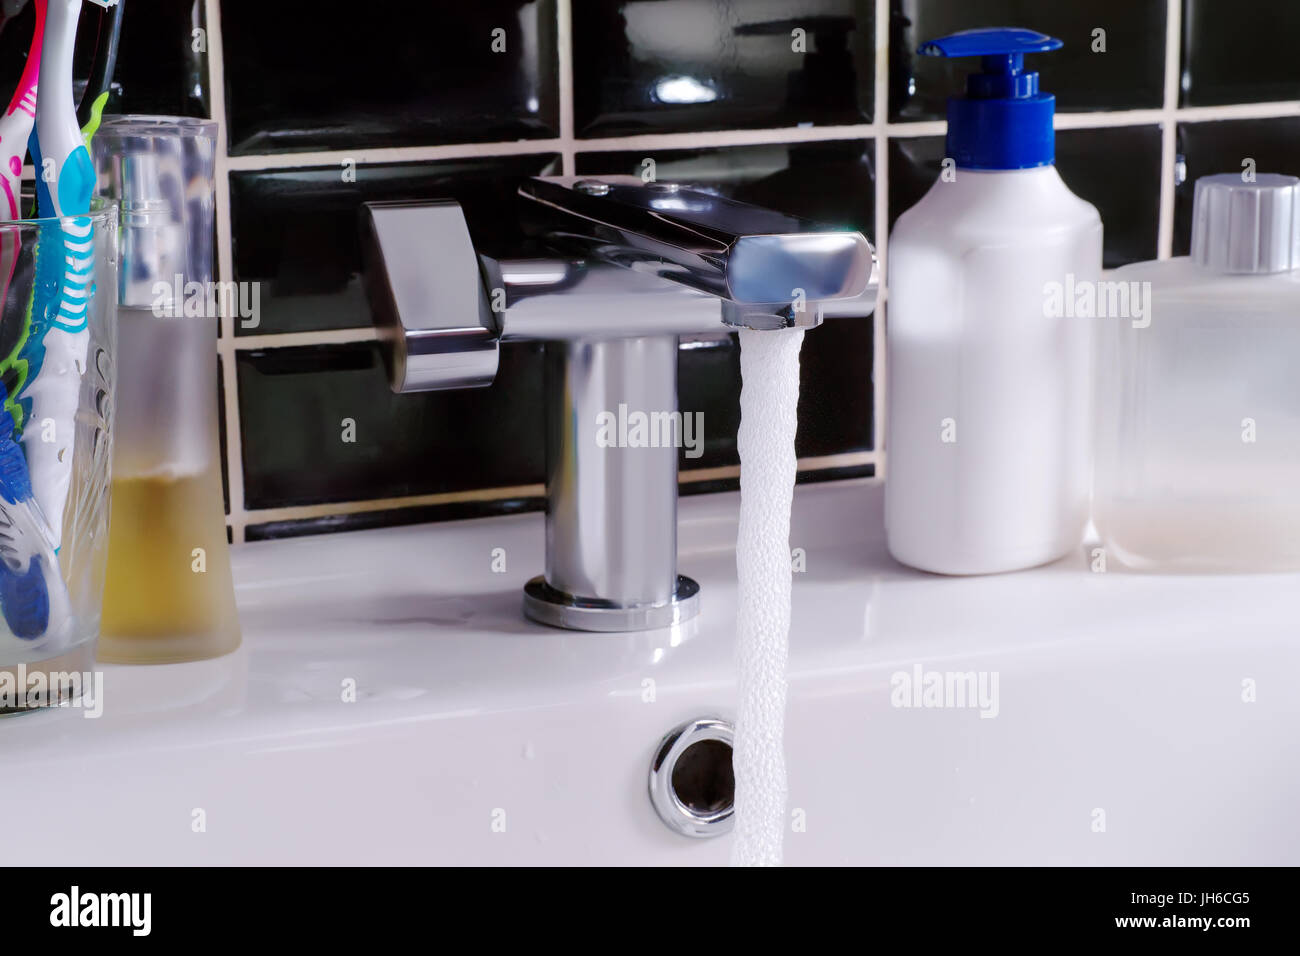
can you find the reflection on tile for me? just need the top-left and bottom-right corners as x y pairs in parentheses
(236, 342), (546, 510)
(681, 462), (875, 499)
(888, 125), (1161, 268)
(573, 0), (873, 136)
(230, 154), (560, 336)
(575, 140), (876, 236)
(1174, 118), (1300, 254)
(245, 496), (546, 541)
(109, 0), (209, 117)
(220, 1), (559, 154)
(0, 0), (207, 123)
(890, 0), (1166, 121)
(1181, 0), (1300, 106)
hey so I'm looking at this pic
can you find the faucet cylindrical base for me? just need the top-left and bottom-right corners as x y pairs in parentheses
(532, 336), (698, 631)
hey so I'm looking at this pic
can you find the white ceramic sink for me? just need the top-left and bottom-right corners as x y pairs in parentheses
(2, 479), (1296, 865)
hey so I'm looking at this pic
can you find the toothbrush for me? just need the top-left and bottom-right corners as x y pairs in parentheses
(0, 0), (38, 222)
(75, 0), (122, 141)
(18, 0), (116, 549)
(0, 379), (67, 642)
(0, 0), (41, 405)
(0, 0), (59, 644)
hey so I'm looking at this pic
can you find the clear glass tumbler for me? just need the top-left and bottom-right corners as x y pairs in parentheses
(92, 116), (239, 664)
(0, 197), (118, 711)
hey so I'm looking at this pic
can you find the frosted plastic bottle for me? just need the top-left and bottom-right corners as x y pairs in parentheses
(885, 28), (1102, 575)
(93, 117), (241, 663)
(1093, 173), (1300, 571)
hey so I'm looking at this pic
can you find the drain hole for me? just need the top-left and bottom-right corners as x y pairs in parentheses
(670, 738), (734, 815)
(650, 717), (735, 837)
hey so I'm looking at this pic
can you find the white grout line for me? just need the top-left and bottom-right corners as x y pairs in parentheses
(882, 119), (942, 138)
(214, 99), (1300, 175)
(556, 0), (575, 176)
(873, 0), (889, 480)
(1177, 100), (1300, 121)
(223, 137), (569, 171)
(204, 0), (246, 544)
(1054, 109), (1166, 129)
(573, 122), (880, 151)
(1158, 0), (1183, 259)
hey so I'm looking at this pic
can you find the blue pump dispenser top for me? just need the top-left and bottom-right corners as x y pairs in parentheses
(919, 28), (1062, 171)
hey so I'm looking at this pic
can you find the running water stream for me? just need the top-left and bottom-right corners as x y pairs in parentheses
(730, 327), (804, 867)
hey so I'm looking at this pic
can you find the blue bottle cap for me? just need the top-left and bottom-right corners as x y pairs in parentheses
(919, 28), (1062, 171)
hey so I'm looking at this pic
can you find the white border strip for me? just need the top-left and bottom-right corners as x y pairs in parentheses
(203, 0), (249, 543)
(557, 0), (575, 175)
(1158, 0), (1183, 258)
(873, 0), (890, 479)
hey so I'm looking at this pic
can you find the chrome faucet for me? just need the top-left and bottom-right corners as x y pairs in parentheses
(360, 176), (878, 632)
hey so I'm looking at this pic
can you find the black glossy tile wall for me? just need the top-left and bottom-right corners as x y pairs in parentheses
(230, 155), (560, 336)
(219, 1), (559, 155)
(889, 0), (1166, 121)
(0, 0), (207, 122)
(888, 125), (1162, 268)
(1172, 118), (1300, 254)
(578, 141), (877, 460)
(573, 1), (874, 137)
(1181, 0), (1300, 106)
(62, 0), (1295, 538)
(237, 329), (874, 525)
(236, 342), (546, 510)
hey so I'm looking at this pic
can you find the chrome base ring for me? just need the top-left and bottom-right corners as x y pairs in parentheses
(522, 575), (700, 632)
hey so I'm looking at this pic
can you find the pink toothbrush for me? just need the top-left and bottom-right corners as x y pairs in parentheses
(0, 0), (40, 223)
(0, 0), (42, 426)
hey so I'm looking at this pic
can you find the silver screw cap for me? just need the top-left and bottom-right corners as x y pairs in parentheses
(1191, 172), (1300, 274)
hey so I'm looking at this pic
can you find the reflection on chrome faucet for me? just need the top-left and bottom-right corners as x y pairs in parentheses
(360, 176), (878, 632)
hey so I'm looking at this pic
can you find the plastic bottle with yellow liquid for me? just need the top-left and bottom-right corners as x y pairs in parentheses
(93, 117), (239, 663)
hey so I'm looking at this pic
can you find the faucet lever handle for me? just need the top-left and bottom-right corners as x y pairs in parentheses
(519, 176), (876, 308)
(360, 200), (500, 393)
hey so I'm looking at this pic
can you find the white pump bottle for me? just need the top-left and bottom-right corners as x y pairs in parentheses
(885, 28), (1102, 575)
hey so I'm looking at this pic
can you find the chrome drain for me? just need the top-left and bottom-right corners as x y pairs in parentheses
(648, 717), (735, 838)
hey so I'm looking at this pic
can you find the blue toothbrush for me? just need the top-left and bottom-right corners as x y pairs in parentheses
(19, 0), (115, 550)
(0, 380), (62, 639)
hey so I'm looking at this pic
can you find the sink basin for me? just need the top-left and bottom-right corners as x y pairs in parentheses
(2, 479), (1296, 865)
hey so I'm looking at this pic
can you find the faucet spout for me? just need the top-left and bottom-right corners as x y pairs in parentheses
(519, 175), (877, 327)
